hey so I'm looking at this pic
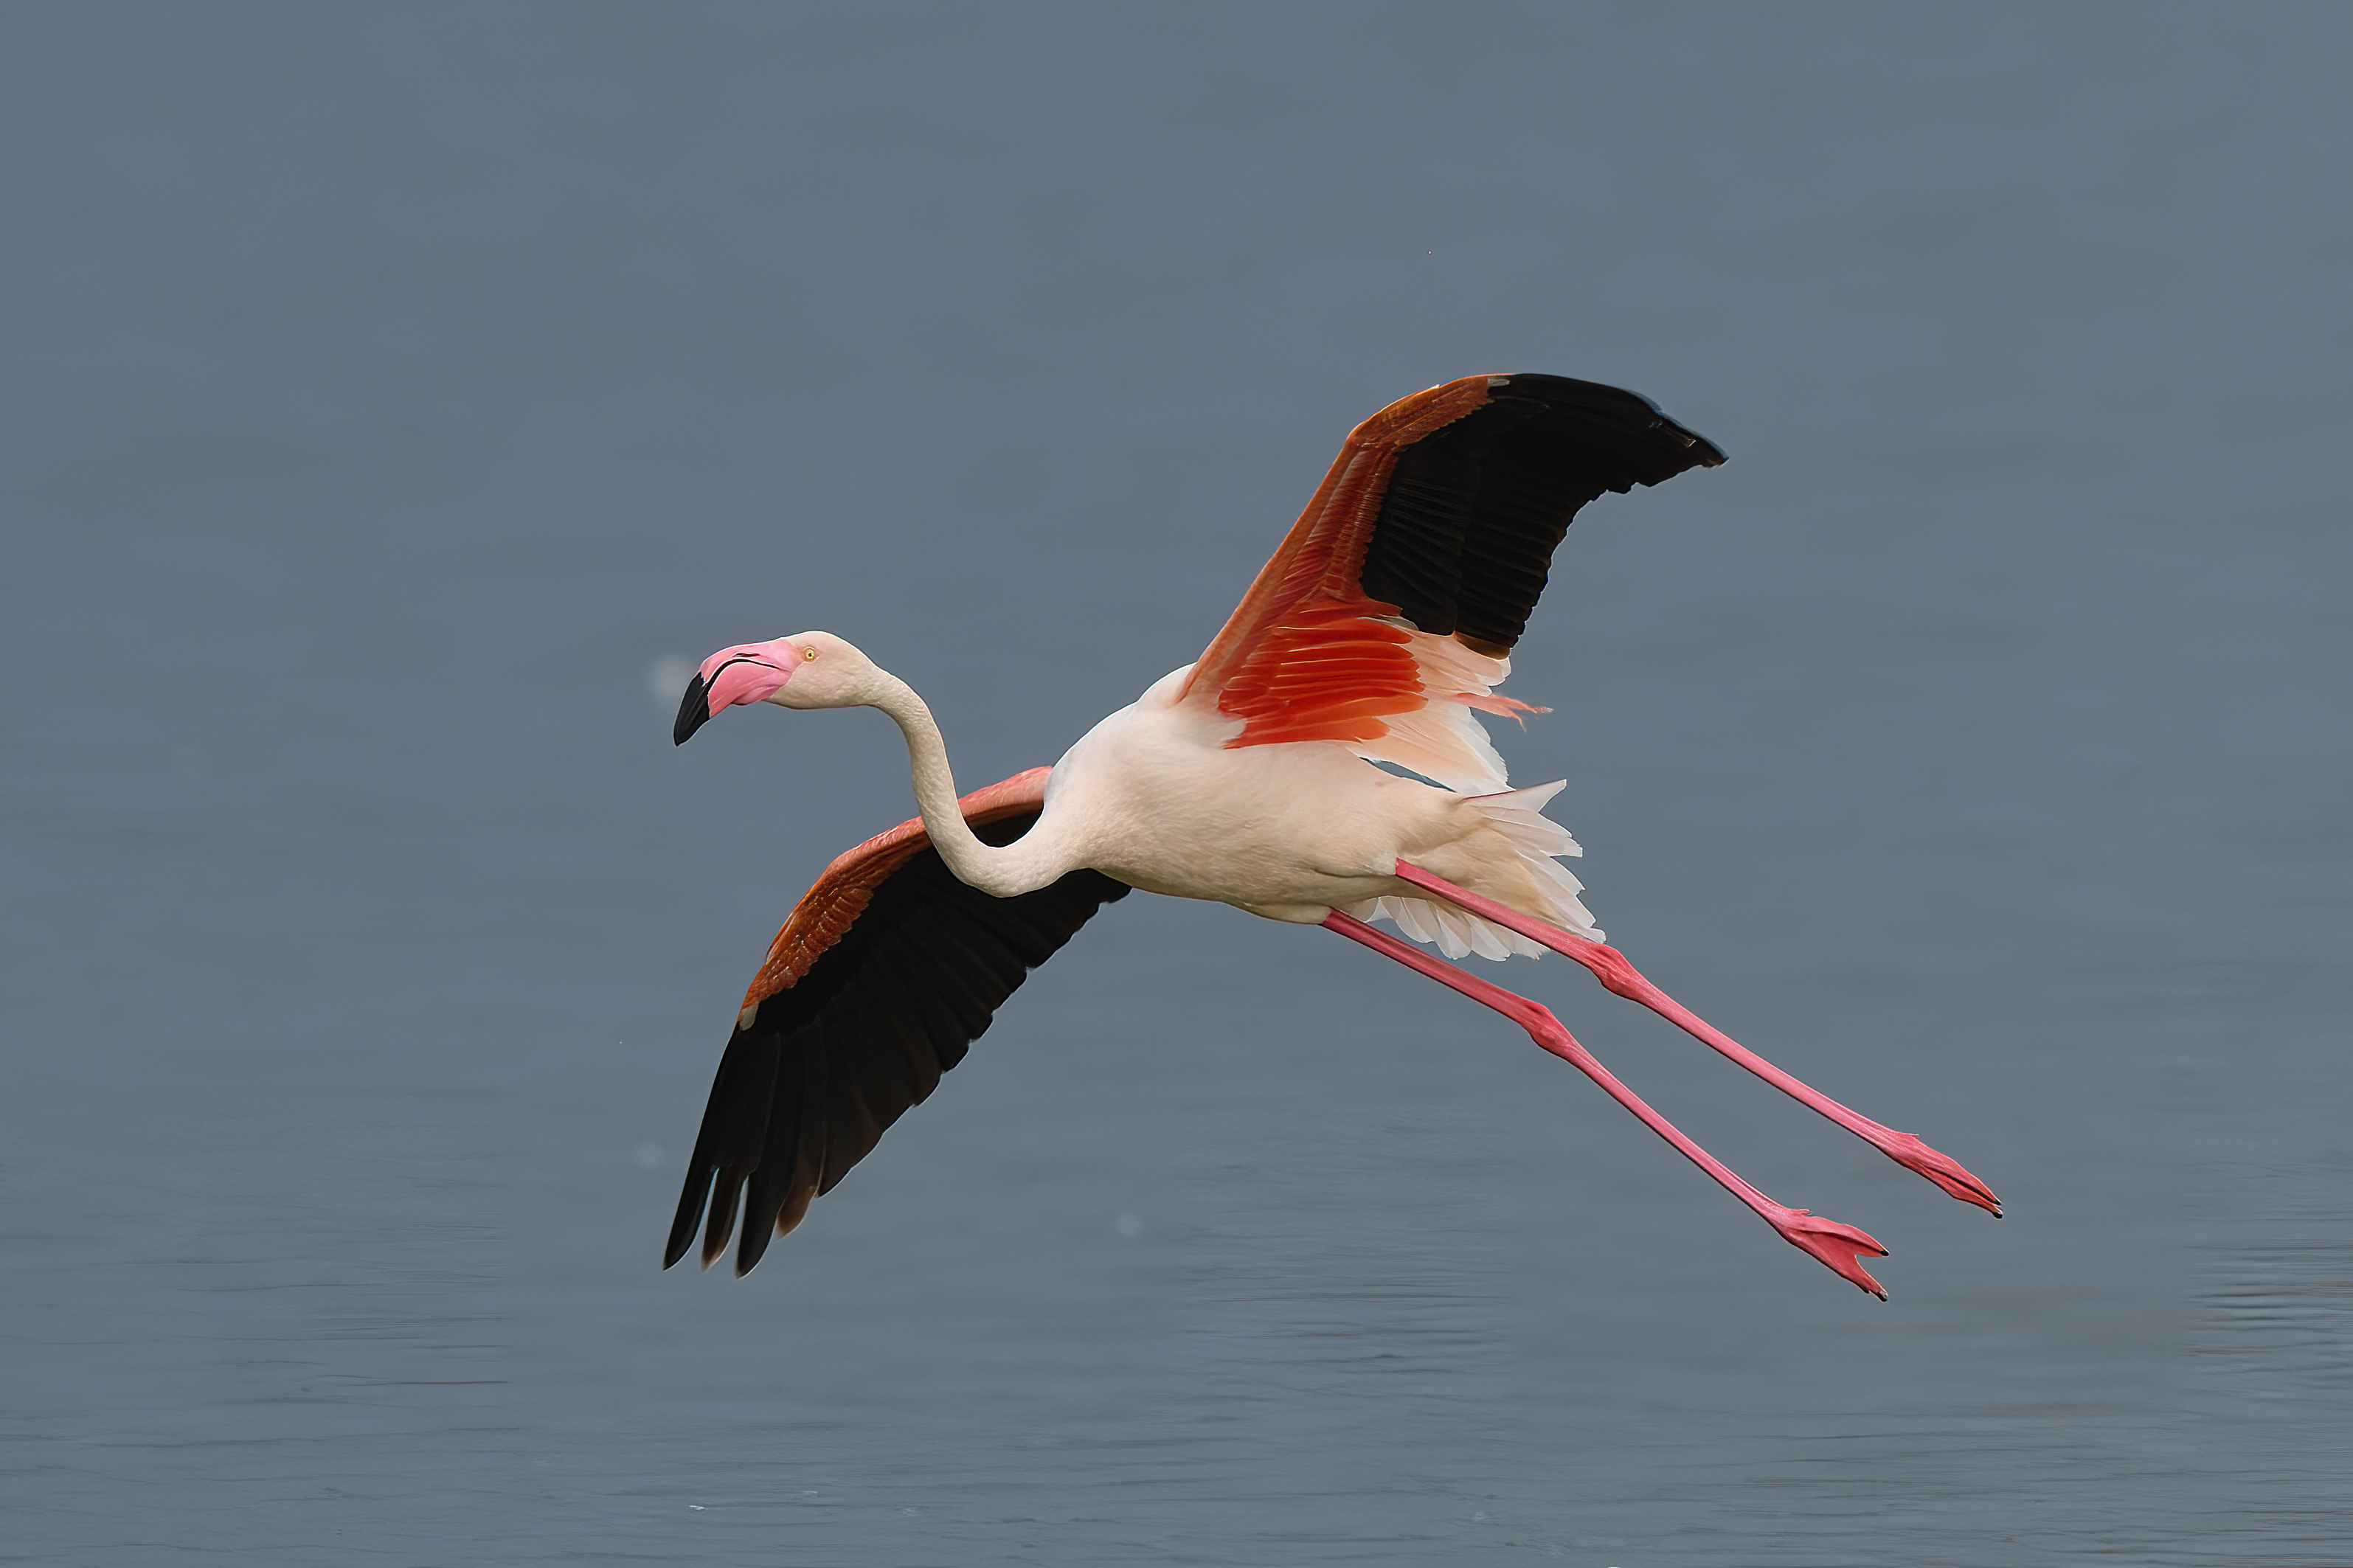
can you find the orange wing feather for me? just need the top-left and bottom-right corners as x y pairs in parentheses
(737, 766), (1054, 1012)
(1179, 375), (1497, 748)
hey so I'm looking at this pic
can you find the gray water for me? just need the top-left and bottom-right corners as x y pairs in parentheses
(4, 5), (2349, 1563)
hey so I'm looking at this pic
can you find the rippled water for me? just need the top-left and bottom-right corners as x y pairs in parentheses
(5, 6), (2348, 1563)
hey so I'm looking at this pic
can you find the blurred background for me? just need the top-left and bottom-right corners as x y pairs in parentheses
(4, 4), (2347, 1563)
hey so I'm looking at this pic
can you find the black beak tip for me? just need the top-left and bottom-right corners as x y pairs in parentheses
(672, 674), (712, 746)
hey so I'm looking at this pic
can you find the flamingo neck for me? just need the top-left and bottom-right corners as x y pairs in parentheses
(869, 672), (1070, 898)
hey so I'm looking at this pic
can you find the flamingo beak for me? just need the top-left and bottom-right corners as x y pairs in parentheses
(676, 640), (801, 743)
(672, 673), (713, 746)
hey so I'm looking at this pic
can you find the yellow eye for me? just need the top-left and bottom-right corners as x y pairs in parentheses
(801, 646), (818, 661)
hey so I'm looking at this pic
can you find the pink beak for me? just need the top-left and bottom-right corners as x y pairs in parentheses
(673, 640), (798, 744)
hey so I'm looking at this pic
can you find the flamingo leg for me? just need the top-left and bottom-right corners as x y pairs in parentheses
(1388, 859), (2001, 1217)
(1323, 909), (1891, 1298)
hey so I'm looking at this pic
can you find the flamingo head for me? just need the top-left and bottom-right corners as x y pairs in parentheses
(672, 630), (882, 744)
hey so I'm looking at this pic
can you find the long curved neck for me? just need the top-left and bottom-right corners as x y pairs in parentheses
(867, 670), (1070, 898)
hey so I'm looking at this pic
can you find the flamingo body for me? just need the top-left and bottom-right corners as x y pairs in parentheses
(663, 372), (1999, 1291)
(1030, 663), (1594, 939)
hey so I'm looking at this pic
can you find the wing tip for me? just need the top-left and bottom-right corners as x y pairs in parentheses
(1486, 370), (1727, 473)
(663, 1164), (718, 1270)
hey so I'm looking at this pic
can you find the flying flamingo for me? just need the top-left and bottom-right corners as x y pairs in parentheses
(663, 372), (1999, 1295)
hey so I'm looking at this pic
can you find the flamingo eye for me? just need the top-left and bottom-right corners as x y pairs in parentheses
(801, 647), (818, 661)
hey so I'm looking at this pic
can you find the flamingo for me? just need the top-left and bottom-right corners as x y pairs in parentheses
(663, 372), (1999, 1295)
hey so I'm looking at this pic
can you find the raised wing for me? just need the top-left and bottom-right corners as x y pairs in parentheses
(1182, 373), (1723, 791)
(665, 768), (1132, 1275)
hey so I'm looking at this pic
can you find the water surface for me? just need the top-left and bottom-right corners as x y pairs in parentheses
(4, 6), (2348, 1563)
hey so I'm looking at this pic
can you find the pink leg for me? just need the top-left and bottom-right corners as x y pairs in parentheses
(1324, 910), (1891, 1298)
(1389, 860), (2001, 1217)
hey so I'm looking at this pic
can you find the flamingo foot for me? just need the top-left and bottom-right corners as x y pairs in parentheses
(1766, 1205), (1891, 1299)
(1862, 1128), (2002, 1218)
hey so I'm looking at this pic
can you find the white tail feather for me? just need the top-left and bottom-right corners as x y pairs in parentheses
(1343, 780), (1602, 960)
